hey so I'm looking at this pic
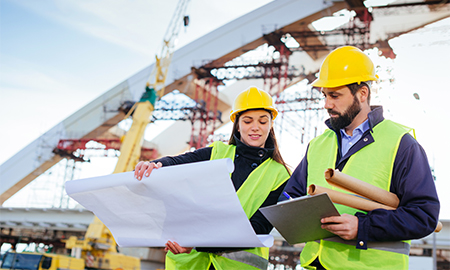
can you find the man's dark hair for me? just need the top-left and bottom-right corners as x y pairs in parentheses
(347, 81), (371, 105)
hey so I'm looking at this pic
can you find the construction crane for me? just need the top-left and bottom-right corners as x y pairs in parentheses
(64, 0), (193, 268)
(115, 0), (191, 173)
(0, 1), (191, 270)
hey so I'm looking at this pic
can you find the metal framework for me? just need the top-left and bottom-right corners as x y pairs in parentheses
(54, 139), (158, 162)
(188, 78), (221, 149)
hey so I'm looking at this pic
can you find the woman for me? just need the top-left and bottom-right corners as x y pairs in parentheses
(134, 86), (290, 270)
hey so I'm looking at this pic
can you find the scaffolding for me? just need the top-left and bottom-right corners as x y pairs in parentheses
(24, 6), (383, 210)
(188, 78), (221, 149)
(54, 138), (157, 162)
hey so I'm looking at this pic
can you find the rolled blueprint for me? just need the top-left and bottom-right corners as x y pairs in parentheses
(324, 169), (400, 208)
(308, 183), (442, 232)
(308, 184), (396, 211)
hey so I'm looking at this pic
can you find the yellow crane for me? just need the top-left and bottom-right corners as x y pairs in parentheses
(0, 1), (191, 270)
(115, 0), (191, 173)
(65, 0), (192, 268)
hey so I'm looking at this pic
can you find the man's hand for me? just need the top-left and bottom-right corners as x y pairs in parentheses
(321, 214), (358, 240)
(165, 241), (193, 255)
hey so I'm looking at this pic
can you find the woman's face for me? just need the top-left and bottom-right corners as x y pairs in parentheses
(237, 110), (272, 148)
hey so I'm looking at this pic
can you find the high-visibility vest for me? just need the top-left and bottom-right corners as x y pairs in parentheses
(165, 141), (290, 270)
(301, 119), (412, 270)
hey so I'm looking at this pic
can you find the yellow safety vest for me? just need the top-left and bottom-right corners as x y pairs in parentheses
(165, 141), (290, 270)
(301, 120), (412, 270)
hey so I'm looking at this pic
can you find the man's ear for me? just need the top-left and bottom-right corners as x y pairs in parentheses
(358, 85), (369, 103)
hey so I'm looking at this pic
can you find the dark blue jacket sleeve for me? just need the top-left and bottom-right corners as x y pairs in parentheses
(356, 134), (440, 242)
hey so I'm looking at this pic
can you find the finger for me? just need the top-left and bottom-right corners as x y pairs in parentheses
(321, 221), (356, 240)
(134, 161), (144, 178)
(144, 163), (156, 177)
(172, 241), (184, 254)
(135, 161), (147, 179)
(141, 162), (158, 180)
(321, 223), (342, 231)
(321, 216), (342, 224)
(167, 241), (179, 254)
(165, 241), (175, 254)
(136, 162), (150, 180)
(324, 227), (353, 240)
(173, 242), (192, 254)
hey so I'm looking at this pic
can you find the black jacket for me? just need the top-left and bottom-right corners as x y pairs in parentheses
(152, 136), (287, 252)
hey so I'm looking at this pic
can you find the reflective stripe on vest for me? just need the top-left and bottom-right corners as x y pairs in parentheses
(220, 251), (268, 270)
(165, 141), (289, 270)
(317, 237), (411, 256)
(302, 119), (413, 270)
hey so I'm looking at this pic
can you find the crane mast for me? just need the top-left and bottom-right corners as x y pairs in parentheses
(115, 0), (191, 173)
(149, 0), (191, 98)
(65, 1), (192, 269)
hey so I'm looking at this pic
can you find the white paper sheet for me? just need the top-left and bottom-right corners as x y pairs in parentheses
(65, 158), (273, 248)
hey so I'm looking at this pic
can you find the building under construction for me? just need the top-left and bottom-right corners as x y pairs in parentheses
(1, 0), (450, 269)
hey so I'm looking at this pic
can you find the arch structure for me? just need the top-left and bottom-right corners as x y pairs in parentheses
(1, 0), (449, 204)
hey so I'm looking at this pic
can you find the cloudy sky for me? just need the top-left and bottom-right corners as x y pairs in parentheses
(1, 0), (449, 220)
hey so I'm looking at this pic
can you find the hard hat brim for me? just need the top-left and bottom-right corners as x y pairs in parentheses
(230, 107), (278, 122)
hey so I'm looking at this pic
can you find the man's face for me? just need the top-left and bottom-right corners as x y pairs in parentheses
(322, 86), (361, 130)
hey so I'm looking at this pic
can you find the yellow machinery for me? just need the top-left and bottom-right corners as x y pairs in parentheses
(63, 216), (141, 270)
(0, 252), (84, 270)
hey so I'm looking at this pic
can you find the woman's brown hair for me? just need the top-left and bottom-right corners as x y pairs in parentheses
(228, 109), (291, 175)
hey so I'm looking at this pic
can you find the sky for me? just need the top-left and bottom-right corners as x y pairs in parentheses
(1, 0), (450, 220)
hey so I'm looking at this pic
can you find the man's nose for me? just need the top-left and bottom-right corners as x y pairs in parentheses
(324, 97), (333, 110)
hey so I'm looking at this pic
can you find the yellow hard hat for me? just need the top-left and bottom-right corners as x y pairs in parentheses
(230, 87), (278, 122)
(311, 46), (378, 88)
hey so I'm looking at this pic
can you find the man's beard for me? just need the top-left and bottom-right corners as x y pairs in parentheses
(328, 95), (361, 130)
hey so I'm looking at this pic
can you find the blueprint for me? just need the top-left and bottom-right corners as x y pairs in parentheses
(65, 158), (273, 248)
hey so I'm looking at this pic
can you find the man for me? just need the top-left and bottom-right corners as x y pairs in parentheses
(283, 46), (440, 269)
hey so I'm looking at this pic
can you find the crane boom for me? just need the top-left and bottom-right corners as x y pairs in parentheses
(116, 0), (191, 173)
(64, 1), (192, 268)
(148, 0), (191, 98)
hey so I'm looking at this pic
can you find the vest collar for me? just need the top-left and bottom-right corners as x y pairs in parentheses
(233, 135), (274, 161)
(367, 106), (384, 130)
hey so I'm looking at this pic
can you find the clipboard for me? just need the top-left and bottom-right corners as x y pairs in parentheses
(260, 193), (340, 245)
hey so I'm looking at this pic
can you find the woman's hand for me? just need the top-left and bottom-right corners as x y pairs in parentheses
(164, 241), (193, 255)
(134, 161), (162, 180)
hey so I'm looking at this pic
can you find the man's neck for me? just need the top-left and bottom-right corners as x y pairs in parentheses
(344, 107), (371, 136)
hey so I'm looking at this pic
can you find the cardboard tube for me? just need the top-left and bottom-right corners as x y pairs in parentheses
(325, 169), (399, 208)
(435, 222), (443, 233)
(308, 184), (443, 233)
(308, 184), (396, 211)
